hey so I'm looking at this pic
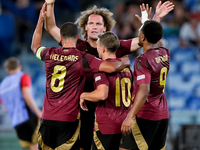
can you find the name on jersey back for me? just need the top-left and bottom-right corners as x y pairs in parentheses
(50, 54), (79, 62)
(155, 55), (168, 63)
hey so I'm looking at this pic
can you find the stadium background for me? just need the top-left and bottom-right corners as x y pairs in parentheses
(0, 0), (200, 149)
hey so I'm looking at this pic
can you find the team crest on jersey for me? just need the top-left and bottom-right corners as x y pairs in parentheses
(137, 75), (145, 81)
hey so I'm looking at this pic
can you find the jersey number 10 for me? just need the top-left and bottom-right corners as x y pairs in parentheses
(115, 77), (131, 107)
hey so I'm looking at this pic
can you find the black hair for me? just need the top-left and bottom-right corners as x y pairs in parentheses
(60, 22), (78, 39)
(141, 20), (163, 44)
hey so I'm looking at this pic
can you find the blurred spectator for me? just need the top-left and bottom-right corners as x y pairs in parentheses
(179, 12), (200, 47)
(0, 3), (15, 62)
(113, 1), (141, 40)
(0, 0), (37, 50)
(162, 2), (187, 37)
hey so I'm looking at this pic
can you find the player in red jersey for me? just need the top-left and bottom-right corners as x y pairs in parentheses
(79, 31), (134, 150)
(31, 3), (130, 150)
(120, 20), (170, 150)
(44, 1), (174, 149)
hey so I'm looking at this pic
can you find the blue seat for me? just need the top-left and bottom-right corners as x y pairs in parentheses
(170, 47), (196, 63)
(0, 13), (15, 60)
(180, 60), (200, 80)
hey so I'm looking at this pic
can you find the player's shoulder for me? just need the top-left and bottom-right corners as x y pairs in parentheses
(76, 39), (86, 50)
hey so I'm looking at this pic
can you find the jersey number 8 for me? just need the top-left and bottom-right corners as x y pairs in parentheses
(51, 65), (66, 92)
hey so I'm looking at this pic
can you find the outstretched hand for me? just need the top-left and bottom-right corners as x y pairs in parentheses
(39, 2), (47, 21)
(135, 3), (152, 22)
(155, 1), (175, 18)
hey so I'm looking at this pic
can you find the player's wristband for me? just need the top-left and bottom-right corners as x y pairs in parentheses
(141, 10), (149, 24)
(139, 11), (149, 31)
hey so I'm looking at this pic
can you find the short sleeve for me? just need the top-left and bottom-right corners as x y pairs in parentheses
(21, 74), (31, 88)
(35, 46), (50, 61)
(116, 39), (132, 58)
(94, 72), (109, 88)
(83, 53), (104, 73)
(134, 56), (151, 85)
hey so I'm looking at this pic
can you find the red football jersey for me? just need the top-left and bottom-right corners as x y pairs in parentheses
(76, 38), (132, 58)
(35, 46), (103, 122)
(133, 47), (170, 120)
(94, 58), (134, 134)
(75, 38), (133, 92)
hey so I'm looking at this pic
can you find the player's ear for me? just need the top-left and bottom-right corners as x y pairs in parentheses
(76, 35), (79, 40)
(142, 34), (145, 41)
(102, 45), (106, 53)
(60, 35), (63, 41)
(103, 26), (106, 32)
(18, 65), (22, 71)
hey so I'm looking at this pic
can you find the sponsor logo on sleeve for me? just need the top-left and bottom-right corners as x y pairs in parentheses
(137, 75), (145, 81)
(95, 76), (101, 82)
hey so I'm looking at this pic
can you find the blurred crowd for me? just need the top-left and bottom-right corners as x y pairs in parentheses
(0, 0), (200, 61)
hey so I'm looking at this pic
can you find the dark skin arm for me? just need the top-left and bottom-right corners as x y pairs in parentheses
(121, 83), (150, 135)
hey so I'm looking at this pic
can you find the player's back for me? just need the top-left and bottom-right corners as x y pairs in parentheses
(134, 47), (170, 120)
(41, 47), (88, 122)
(95, 58), (134, 134)
(105, 59), (133, 120)
(145, 47), (170, 100)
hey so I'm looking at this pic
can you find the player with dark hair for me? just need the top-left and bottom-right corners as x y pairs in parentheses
(120, 20), (170, 150)
(80, 31), (134, 150)
(44, 1), (174, 149)
(0, 57), (42, 150)
(31, 3), (130, 150)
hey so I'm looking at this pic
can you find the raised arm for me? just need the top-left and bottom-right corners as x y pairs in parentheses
(153, 1), (175, 22)
(80, 84), (108, 111)
(45, 0), (61, 42)
(129, 1), (174, 52)
(130, 4), (152, 52)
(98, 55), (130, 73)
(31, 3), (47, 54)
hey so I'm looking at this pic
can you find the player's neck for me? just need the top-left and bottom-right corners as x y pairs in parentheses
(143, 43), (158, 53)
(87, 38), (97, 48)
(62, 41), (76, 48)
(102, 53), (116, 60)
(7, 69), (20, 75)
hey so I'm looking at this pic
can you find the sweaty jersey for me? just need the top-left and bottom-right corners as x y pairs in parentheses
(133, 47), (170, 120)
(94, 58), (134, 134)
(35, 46), (103, 122)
